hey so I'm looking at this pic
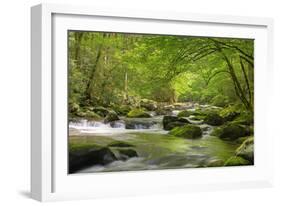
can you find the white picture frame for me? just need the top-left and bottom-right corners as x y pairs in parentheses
(31, 3), (274, 202)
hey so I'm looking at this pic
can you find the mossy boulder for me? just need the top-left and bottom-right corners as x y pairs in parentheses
(169, 125), (202, 139)
(212, 123), (251, 140)
(104, 111), (120, 123)
(92, 106), (110, 117)
(69, 102), (80, 113)
(127, 108), (151, 118)
(165, 121), (188, 130)
(163, 115), (190, 130)
(76, 110), (101, 120)
(220, 105), (240, 121)
(113, 105), (131, 116)
(155, 108), (170, 115)
(232, 112), (254, 125)
(69, 143), (117, 173)
(204, 112), (224, 126)
(236, 137), (254, 163)
(140, 99), (157, 111)
(224, 156), (251, 166)
(177, 110), (192, 117)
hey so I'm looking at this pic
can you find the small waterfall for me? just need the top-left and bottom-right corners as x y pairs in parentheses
(69, 118), (165, 134)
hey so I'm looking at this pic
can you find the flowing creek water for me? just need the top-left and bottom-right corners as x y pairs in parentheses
(69, 106), (240, 173)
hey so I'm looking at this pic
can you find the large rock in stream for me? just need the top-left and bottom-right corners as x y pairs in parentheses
(104, 111), (120, 123)
(140, 99), (157, 111)
(163, 115), (190, 130)
(212, 122), (252, 140)
(203, 112), (224, 126)
(169, 125), (202, 139)
(69, 145), (117, 173)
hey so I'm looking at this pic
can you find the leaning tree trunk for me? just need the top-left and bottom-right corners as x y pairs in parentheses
(221, 52), (253, 112)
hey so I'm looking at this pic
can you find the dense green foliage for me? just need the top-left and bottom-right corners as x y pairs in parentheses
(68, 31), (254, 114)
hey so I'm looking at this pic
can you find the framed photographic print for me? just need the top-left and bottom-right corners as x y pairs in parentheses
(31, 3), (274, 201)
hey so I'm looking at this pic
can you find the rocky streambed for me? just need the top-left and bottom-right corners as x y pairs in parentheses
(69, 103), (254, 173)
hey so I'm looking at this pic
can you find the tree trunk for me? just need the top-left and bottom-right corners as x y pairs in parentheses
(124, 70), (128, 103)
(85, 46), (102, 102)
(74, 32), (84, 68)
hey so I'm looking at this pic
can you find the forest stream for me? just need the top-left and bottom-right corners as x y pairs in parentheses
(69, 104), (240, 173)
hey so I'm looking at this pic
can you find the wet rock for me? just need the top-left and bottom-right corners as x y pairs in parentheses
(69, 102), (80, 113)
(213, 123), (251, 140)
(104, 111), (120, 123)
(109, 120), (125, 128)
(155, 108), (171, 115)
(165, 121), (187, 130)
(92, 106), (110, 117)
(204, 112), (224, 126)
(220, 105), (240, 121)
(69, 146), (117, 173)
(113, 105), (132, 116)
(140, 99), (158, 111)
(76, 110), (101, 120)
(163, 115), (190, 130)
(169, 125), (202, 139)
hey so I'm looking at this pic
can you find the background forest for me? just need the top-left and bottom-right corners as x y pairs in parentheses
(68, 32), (254, 113)
(68, 31), (254, 173)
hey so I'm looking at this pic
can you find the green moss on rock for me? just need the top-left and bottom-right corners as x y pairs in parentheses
(163, 116), (190, 130)
(204, 112), (224, 126)
(212, 123), (251, 140)
(232, 112), (254, 125)
(104, 111), (120, 123)
(127, 108), (151, 118)
(220, 105), (240, 121)
(169, 125), (202, 139)
(177, 110), (192, 117)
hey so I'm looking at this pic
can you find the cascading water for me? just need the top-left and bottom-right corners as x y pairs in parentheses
(70, 104), (240, 173)
(69, 116), (165, 135)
